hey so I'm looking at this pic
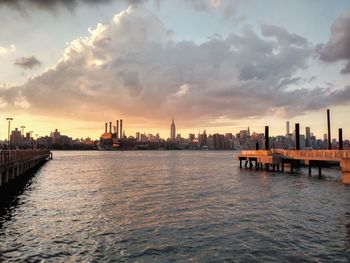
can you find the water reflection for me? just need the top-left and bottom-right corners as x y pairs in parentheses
(0, 166), (44, 228)
(0, 151), (350, 262)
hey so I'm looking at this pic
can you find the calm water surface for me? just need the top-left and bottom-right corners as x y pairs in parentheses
(1, 151), (350, 262)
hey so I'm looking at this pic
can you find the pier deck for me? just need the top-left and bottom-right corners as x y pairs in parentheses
(0, 150), (52, 189)
(238, 150), (350, 184)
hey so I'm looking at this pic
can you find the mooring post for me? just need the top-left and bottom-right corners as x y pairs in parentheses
(341, 158), (350, 184)
(265, 126), (269, 150)
(327, 109), (331, 150)
(308, 165), (312, 176)
(339, 128), (343, 150)
(295, 123), (300, 150)
(318, 166), (322, 177)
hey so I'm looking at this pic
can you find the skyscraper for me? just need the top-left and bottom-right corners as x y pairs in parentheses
(286, 121), (290, 136)
(170, 117), (176, 140)
(306, 127), (311, 139)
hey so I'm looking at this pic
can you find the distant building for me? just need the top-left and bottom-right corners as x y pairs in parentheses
(10, 128), (22, 146)
(306, 127), (311, 139)
(170, 117), (176, 140)
(51, 129), (61, 143)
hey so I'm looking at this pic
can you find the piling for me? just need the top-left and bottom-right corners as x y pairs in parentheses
(0, 150), (51, 191)
(295, 123), (300, 150)
(327, 109), (331, 150)
(265, 126), (269, 150)
(339, 128), (343, 150)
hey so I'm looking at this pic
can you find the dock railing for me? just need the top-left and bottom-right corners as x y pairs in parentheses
(240, 149), (350, 160)
(0, 150), (50, 166)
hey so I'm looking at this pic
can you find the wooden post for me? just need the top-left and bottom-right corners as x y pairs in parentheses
(295, 123), (300, 150)
(341, 158), (350, 184)
(339, 128), (343, 150)
(308, 165), (312, 176)
(327, 109), (331, 150)
(265, 126), (269, 150)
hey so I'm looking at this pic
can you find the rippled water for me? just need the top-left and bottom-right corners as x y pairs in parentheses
(1, 151), (350, 262)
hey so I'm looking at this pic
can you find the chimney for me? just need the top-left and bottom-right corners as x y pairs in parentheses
(120, 119), (123, 139)
(265, 126), (269, 150)
(105, 123), (107, 133)
(116, 120), (119, 139)
(295, 123), (300, 150)
(109, 122), (112, 133)
(327, 109), (331, 150)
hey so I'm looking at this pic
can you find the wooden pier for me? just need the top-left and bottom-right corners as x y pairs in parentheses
(0, 150), (52, 189)
(238, 150), (350, 184)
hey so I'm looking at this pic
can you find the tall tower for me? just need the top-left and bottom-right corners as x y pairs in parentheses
(170, 117), (176, 140)
(305, 127), (311, 139)
(286, 121), (290, 136)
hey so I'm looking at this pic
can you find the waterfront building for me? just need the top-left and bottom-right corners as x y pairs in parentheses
(10, 128), (22, 146)
(51, 129), (61, 143)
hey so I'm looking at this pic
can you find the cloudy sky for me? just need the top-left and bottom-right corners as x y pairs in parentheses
(0, 0), (350, 139)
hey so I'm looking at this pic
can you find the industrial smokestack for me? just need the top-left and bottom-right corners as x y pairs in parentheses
(120, 119), (123, 139)
(295, 123), (300, 150)
(116, 120), (119, 139)
(265, 126), (269, 150)
(327, 109), (331, 150)
(105, 123), (107, 133)
(339, 128), (343, 150)
(109, 122), (112, 133)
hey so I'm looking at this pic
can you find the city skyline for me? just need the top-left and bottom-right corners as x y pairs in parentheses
(2, 114), (349, 144)
(1, 1), (350, 139)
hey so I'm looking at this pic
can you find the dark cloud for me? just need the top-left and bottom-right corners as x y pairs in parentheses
(317, 10), (350, 74)
(261, 24), (308, 47)
(341, 62), (350, 74)
(14, 56), (41, 69)
(0, 0), (146, 11)
(1, 6), (349, 124)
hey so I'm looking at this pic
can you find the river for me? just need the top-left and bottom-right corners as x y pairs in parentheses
(1, 151), (350, 262)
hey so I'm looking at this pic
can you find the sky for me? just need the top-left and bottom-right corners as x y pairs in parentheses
(0, 0), (350, 140)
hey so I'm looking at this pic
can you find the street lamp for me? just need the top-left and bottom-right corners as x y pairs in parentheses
(6, 117), (13, 146)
